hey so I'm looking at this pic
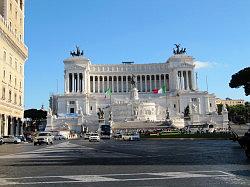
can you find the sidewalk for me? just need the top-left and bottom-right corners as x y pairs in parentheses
(230, 124), (250, 136)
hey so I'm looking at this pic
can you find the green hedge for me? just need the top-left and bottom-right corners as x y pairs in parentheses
(141, 132), (232, 139)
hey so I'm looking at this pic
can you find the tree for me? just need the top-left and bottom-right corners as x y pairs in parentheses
(24, 109), (47, 120)
(227, 104), (248, 124)
(24, 109), (47, 132)
(229, 67), (250, 96)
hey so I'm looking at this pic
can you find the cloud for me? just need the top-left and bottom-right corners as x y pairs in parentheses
(194, 61), (217, 69)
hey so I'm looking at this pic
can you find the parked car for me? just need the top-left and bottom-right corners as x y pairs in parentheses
(89, 133), (100, 142)
(33, 132), (54, 146)
(113, 132), (122, 139)
(0, 137), (3, 145)
(2, 135), (21, 144)
(84, 133), (91, 140)
(16, 135), (26, 142)
(54, 134), (66, 140)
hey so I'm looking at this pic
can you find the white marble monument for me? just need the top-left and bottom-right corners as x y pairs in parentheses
(46, 45), (229, 132)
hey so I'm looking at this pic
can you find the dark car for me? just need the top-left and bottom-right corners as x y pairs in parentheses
(0, 137), (3, 145)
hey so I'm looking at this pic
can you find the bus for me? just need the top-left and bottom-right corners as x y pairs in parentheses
(98, 125), (112, 139)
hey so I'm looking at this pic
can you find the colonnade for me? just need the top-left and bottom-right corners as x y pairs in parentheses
(0, 114), (23, 136)
(65, 73), (84, 93)
(89, 74), (170, 93)
(176, 70), (194, 90)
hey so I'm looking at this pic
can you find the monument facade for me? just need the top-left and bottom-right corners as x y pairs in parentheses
(47, 45), (228, 132)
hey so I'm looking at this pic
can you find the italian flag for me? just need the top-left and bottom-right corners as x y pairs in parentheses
(153, 85), (166, 94)
(105, 88), (112, 98)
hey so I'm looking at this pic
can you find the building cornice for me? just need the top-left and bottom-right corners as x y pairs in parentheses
(0, 18), (28, 61)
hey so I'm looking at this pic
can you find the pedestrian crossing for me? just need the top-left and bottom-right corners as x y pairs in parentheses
(0, 170), (247, 186)
(0, 141), (139, 159)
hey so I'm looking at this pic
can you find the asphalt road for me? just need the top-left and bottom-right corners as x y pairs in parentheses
(0, 139), (249, 187)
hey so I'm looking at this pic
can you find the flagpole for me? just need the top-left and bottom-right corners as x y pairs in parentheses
(109, 90), (112, 125)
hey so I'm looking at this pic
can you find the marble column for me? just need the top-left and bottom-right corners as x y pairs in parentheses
(116, 76), (119, 93)
(186, 71), (190, 90)
(71, 73), (73, 92)
(112, 76), (114, 93)
(126, 76), (128, 92)
(121, 75), (124, 93)
(77, 73), (81, 93)
(64, 74), (67, 93)
(181, 71), (185, 90)
(154, 75), (157, 89)
(93, 76), (95, 93)
(140, 75), (142, 92)
(149, 75), (152, 92)
(107, 76), (109, 90)
(102, 76), (104, 93)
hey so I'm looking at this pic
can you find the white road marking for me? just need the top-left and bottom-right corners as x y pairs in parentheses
(0, 171), (244, 185)
(0, 141), (140, 159)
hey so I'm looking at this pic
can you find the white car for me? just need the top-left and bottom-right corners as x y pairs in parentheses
(2, 135), (21, 144)
(84, 133), (91, 140)
(89, 133), (100, 142)
(34, 132), (54, 145)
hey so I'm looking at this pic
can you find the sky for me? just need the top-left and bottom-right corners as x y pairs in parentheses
(24, 0), (250, 109)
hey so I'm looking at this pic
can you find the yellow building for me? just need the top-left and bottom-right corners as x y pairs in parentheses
(215, 98), (245, 106)
(0, 0), (28, 136)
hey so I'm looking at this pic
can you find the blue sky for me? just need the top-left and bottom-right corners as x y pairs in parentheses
(24, 0), (250, 109)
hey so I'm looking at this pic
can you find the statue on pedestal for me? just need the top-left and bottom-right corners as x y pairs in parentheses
(131, 74), (136, 88)
(173, 44), (187, 55)
(97, 108), (104, 123)
(70, 46), (84, 57)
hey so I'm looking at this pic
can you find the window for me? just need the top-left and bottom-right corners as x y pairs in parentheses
(90, 106), (92, 110)
(9, 91), (11, 102)
(9, 74), (11, 83)
(20, 65), (22, 74)
(20, 0), (23, 10)
(9, 57), (12, 66)
(14, 93), (17, 104)
(19, 96), (21, 106)
(10, 3), (12, 12)
(2, 87), (5, 100)
(69, 101), (75, 104)
(3, 51), (6, 61)
(19, 81), (22, 89)
(191, 98), (198, 102)
(3, 70), (6, 79)
(70, 108), (75, 114)
(14, 78), (17, 87)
